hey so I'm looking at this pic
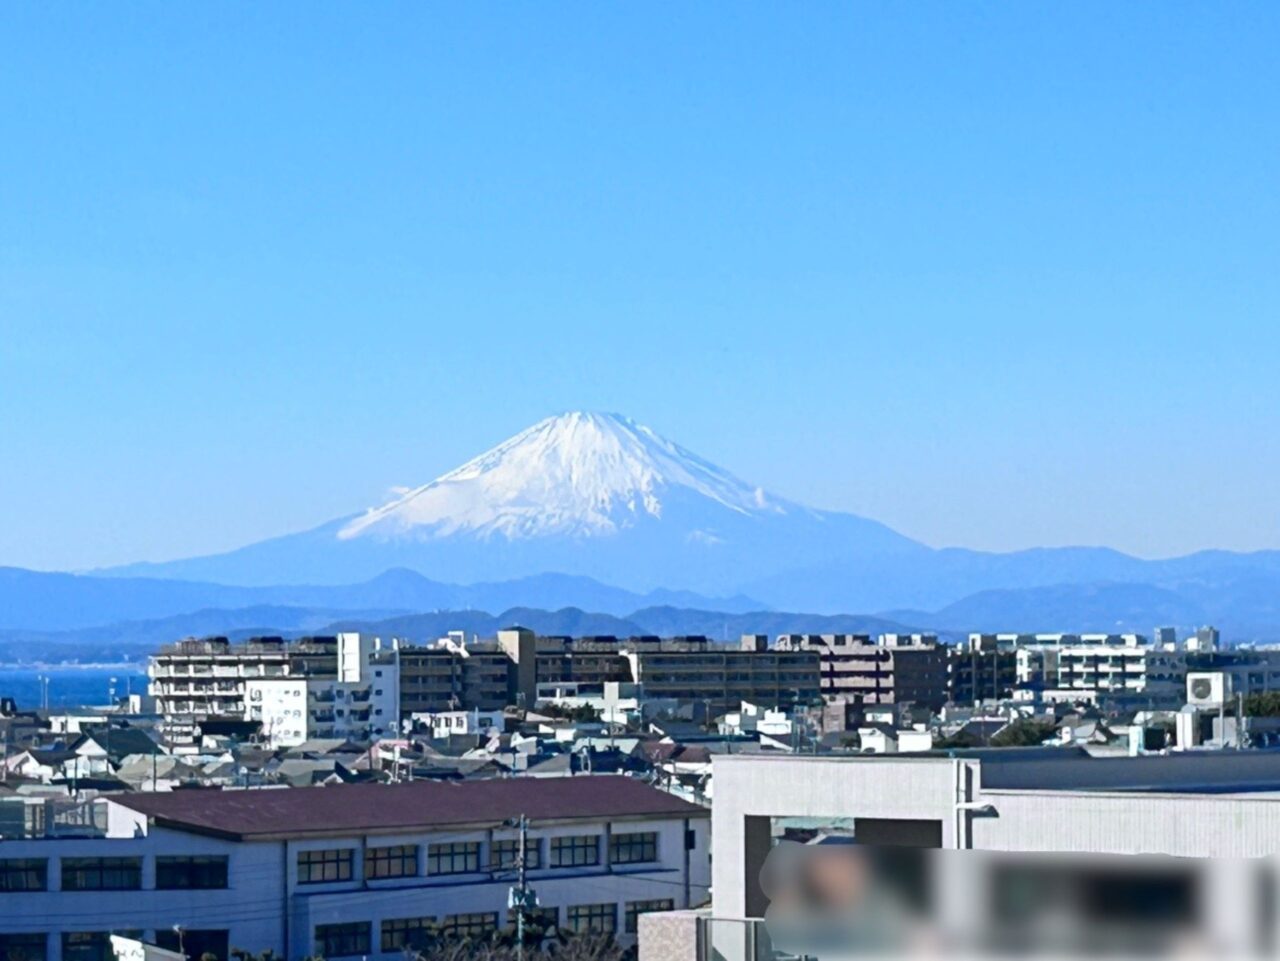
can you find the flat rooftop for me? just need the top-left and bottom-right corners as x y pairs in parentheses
(713, 747), (1280, 795)
(114, 774), (707, 840)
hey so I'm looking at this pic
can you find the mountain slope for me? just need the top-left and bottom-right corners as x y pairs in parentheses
(0, 565), (763, 632)
(107, 411), (923, 592)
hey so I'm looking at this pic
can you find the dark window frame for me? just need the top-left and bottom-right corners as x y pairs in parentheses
(296, 848), (354, 884)
(427, 841), (480, 876)
(60, 857), (142, 892)
(380, 916), (434, 953)
(566, 903), (617, 934)
(365, 844), (418, 880)
(439, 913), (498, 940)
(155, 855), (229, 890)
(550, 834), (600, 868)
(0, 858), (47, 892)
(314, 922), (371, 958)
(610, 831), (658, 865)
(490, 838), (542, 871)
(0, 933), (48, 961)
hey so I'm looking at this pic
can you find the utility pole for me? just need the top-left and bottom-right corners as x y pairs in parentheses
(507, 814), (538, 961)
(105, 676), (117, 777)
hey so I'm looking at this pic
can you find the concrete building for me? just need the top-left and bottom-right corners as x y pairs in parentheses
(150, 634), (398, 750)
(640, 750), (1280, 961)
(0, 777), (710, 961)
(621, 639), (820, 715)
(775, 634), (948, 711)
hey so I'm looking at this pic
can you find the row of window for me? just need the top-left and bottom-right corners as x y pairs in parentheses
(297, 832), (659, 884)
(0, 857), (227, 893)
(315, 899), (676, 956)
(0, 930), (231, 961)
(1, 833), (661, 894)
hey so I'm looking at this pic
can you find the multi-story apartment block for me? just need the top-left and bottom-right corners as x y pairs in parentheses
(150, 634), (399, 749)
(775, 633), (948, 710)
(620, 636), (820, 714)
(396, 629), (535, 716)
(947, 636), (1019, 706)
(0, 777), (710, 961)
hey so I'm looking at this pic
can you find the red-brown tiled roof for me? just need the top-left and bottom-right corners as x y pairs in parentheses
(114, 775), (705, 840)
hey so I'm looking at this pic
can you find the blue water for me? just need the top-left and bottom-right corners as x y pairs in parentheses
(0, 665), (149, 710)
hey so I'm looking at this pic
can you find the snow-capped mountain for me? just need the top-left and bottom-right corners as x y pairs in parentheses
(339, 412), (791, 543)
(109, 411), (923, 597)
(95, 411), (1280, 622)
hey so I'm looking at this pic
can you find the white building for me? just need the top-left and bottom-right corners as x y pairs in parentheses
(151, 633), (399, 750)
(0, 776), (710, 961)
(408, 708), (505, 739)
(639, 750), (1280, 961)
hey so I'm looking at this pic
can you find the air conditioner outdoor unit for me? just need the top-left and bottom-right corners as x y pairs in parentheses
(1186, 671), (1229, 708)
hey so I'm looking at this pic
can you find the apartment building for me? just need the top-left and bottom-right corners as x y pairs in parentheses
(0, 777), (710, 961)
(535, 636), (633, 692)
(149, 634), (398, 749)
(948, 636), (1023, 706)
(621, 636), (820, 714)
(775, 634), (948, 710)
(395, 628), (537, 716)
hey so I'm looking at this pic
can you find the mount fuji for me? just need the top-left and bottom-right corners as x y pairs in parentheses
(102, 411), (1280, 625)
(108, 411), (924, 600)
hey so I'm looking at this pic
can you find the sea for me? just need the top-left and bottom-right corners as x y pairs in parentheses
(0, 665), (150, 710)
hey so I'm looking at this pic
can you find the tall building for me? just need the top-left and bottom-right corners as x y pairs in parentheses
(149, 634), (399, 749)
(775, 634), (948, 711)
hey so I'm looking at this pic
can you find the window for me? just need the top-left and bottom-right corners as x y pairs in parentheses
(625, 899), (674, 934)
(297, 848), (354, 884)
(610, 831), (658, 864)
(490, 838), (542, 871)
(60, 858), (142, 891)
(315, 922), (370, 958)
(550, 835), (599, 868)
(439, 913), (498, 940)
(153, 930), (228, 961)
(0, 933), (47, 961)
(566, 903), (616, 934)
(380, 917), (434, 953)
(365, 844), (417, 879)
(427, 841), (480, 875)
(508, 907), (558, 932)
(0, 859), (47, 892)
(156, 855), (228, 890)
(61, 933), (138, 961)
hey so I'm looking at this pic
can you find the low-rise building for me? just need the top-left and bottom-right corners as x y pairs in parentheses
(0, 776), (710, 961)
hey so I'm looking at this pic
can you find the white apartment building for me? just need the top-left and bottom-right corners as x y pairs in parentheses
(245, 635), (400, 748)
(150, 634), (399, 749)
(0, 776), (710, 961)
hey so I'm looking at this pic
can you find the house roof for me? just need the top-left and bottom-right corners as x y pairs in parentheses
(79, 727), (163, 758)
(114, 773), (706, 840)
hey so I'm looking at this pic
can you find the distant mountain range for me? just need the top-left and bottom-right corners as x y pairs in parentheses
(5, 411), (1280, 656)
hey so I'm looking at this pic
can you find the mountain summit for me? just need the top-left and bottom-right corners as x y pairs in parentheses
(109, 411), (920, 596)
(340, 411), (788, 543)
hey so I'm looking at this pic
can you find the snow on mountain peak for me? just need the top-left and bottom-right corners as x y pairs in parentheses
(338, 411), (790, 542)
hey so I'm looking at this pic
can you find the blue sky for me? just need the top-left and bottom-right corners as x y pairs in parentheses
(2, 4), (1278, 571)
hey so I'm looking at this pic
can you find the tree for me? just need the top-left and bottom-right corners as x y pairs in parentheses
(989, 719), (1057, 748)
(1245, 692), (1280, 717)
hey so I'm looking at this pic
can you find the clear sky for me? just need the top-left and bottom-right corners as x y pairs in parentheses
(2, 4), (1278, 571)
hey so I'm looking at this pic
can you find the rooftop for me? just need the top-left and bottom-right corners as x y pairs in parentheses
(113, 774), (706, 840)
